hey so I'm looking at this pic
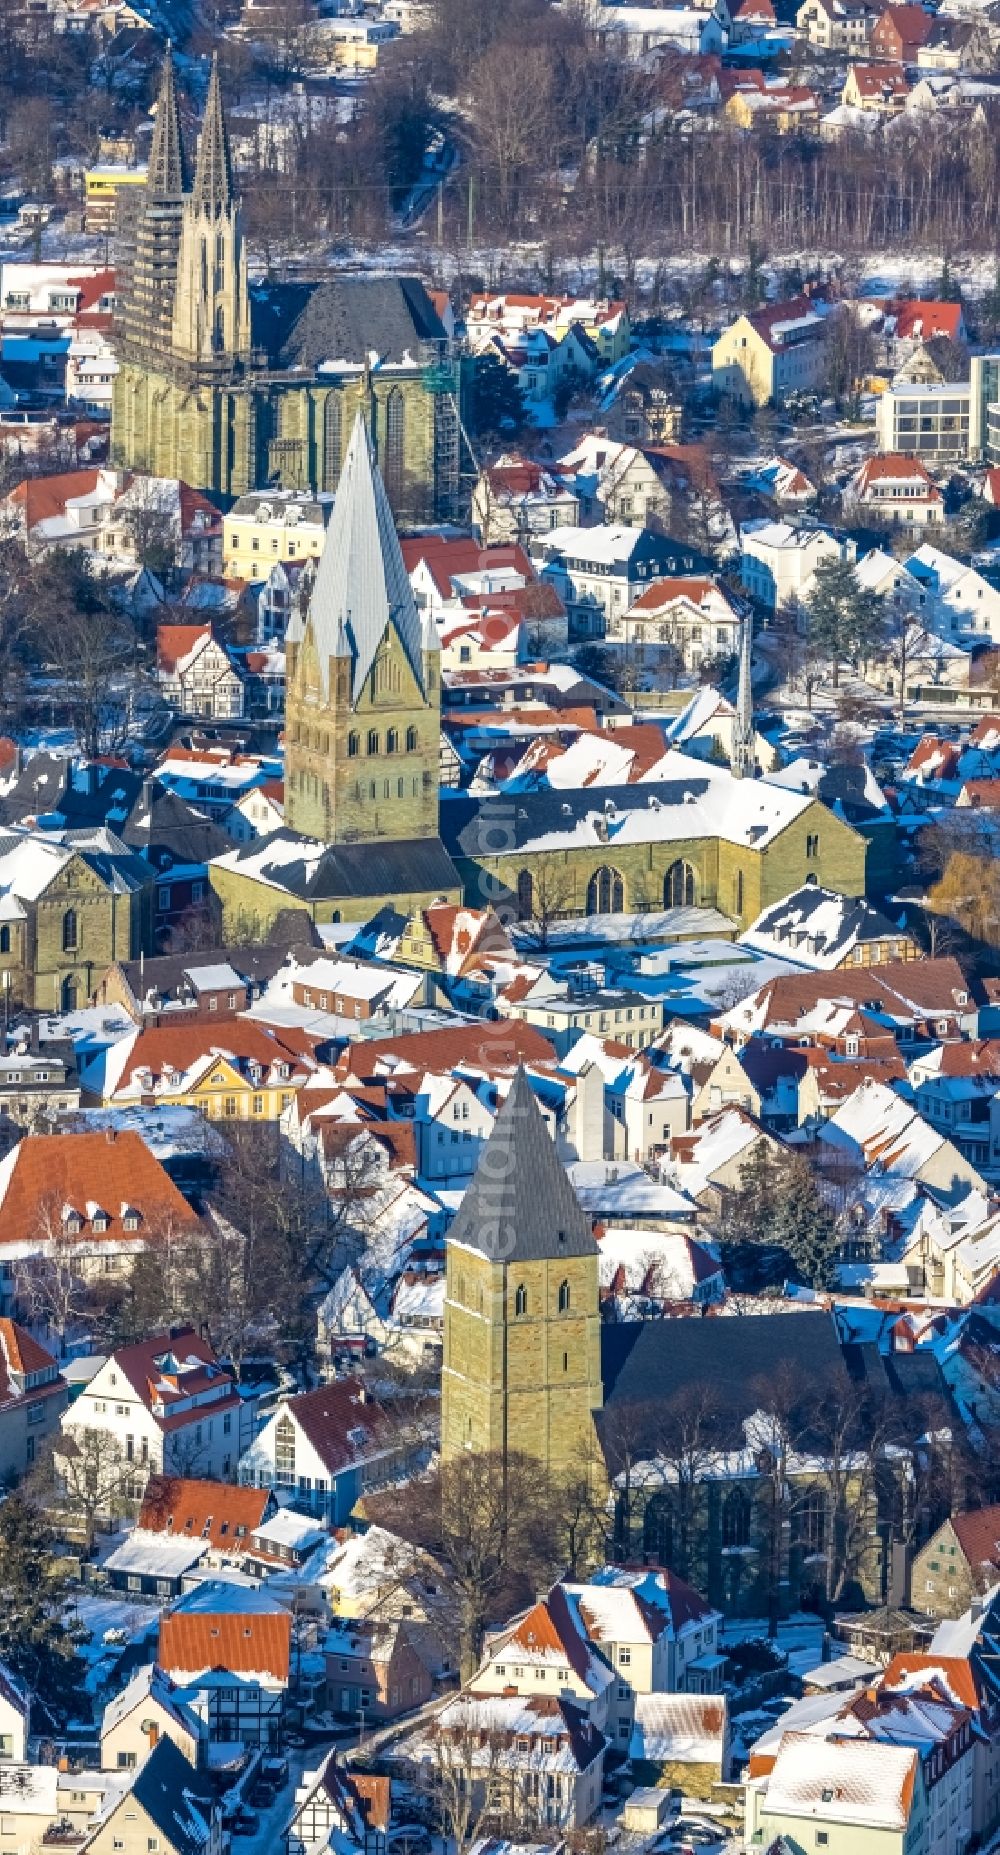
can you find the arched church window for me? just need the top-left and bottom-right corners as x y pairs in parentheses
(323, 394), (342, 493)
(558, 1280), (571, 1313)
(387, 729), (398, 754)
(514, 1284), (527, 1316)
(664, 859), (696, 909)
(348, 732), (360, 757)
(586, 865), (624, 915)
(384, 387), (406, 507)
(367, 730), (379, 755)
(516, 869), (534, 921)
(406, 726), (418, 751)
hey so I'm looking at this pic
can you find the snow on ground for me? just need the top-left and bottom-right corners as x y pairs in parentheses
(723, 1611), (827, 1676)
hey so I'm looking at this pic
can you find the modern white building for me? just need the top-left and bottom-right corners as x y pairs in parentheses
(739, 519), (848, 612)
(876, 381), (972, 462)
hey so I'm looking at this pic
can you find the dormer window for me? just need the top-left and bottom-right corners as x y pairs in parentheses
(92, 1214), (109, 1234)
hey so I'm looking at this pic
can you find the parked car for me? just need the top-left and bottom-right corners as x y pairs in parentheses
(232, 1810), (259, 1837)
(261, 1757), (288, 1787)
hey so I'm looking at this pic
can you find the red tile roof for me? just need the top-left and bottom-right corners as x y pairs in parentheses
(5, 468), (107, 530)
(0, 1319), (63, 1411)
(399, 537), (533, 601)
(113, 1019), (320, 1093)
(284, 1376), (391, 1475)
(881, 1653), (980, 1711)
(157, 624), (212, 672)
(337, 1019), (555, 1082)
(0, 1130), (204, 1244)
(138, 1475), (271, 1548)
(109, 1327), (240, 1430)
(950, 1505), (1000, 1573)
(890, 300), (964, 342)
(159, 1603), (291, 1683)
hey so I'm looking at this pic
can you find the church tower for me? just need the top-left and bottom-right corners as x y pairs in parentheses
(284, 410), (441, 845)
(731, 610), (755, 780)
(441, 1071), (603, 1474)
(118, 45), (188, 358)
(170, 54), (250, 366)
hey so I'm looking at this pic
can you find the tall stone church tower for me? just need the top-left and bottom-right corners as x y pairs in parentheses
(283, 411), (441, 844)
(441, 1072), (604, 1474)
(171, 55), (250, 366)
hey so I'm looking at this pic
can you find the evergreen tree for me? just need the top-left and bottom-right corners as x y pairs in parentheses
(770, 1152), (840, 1290)
(806, 557), (872, 688)
(0, 1493), (82, 1722)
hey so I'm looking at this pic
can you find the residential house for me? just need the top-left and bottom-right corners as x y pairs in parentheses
(95, 1018), (321, 1121)
(97, 478), (222, 576)
(743, 885), (917, 969)
(325, 1618), (434, 1721)
(904, 543), (1000, 643)
(715, 955), (979, 1048)
(0, 1320), (67, 1480)
(100, 1663), (205, 1772)
(912, 1509), (1000, 1620)
(465, 295), (631, 368)
(287, 1754), (390, 1855)
(319, 1524), (448, 1626)
(819, 1077), (988, 1207)
(61, 1326), (250, 1493)
(156, 626), (245, 721)
(0, 1666), (28, 1761)
(0, 1025), (81, 1125)
(222, 490), (333, 580)
(847, 454), (944, 526)
(472, 459), (580, 544)
(843, 61), (911, 109)
(629, 1694), (730, 1795)
(666, 1105), (781, 1212)
(870, 2), (934, 57)
(226, 781), (285, 841)
(712, 297), (826, 409)
(739, 519), (848, 611)
(724, 77), (821, 130)
(0, 466), (119, 551)
(617, 576), (743, 671)
(157, 1581), (291, 1749)
(529, 526), (713, 639)
(412, 1692), (606, 1830)
(796, 0), (876, 47)
(239, 1377), (406, 1524)
(595, 6), (726, 55)
(746, 1733), (926, 1855)
(0, 1128), (206, 1317)
(104, 1475), (276, 1597)
(876, 382), (972, 464)
(80, 1729), (221, 1855)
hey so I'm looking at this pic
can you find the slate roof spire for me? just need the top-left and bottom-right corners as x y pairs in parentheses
(147, 44), (187, 202)
(732, 609), (754, 780)
(306, 411), (425, 703)
(445, 1068), (598, 1265)
(191, 53), (235, 211)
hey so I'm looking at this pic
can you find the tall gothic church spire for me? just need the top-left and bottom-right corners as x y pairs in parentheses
(116, 46), (189, 355)
(147, 43), (187, 201)
(732, 610), (755, 780)
(191, 54), (235, 211)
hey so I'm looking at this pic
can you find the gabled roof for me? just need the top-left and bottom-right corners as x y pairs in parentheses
(445, 1067), (598, 1266)
(138, 1475), (272, 1548)
(950, 1505), (1000, 1573)
(0, 1131), (204, 1245)
(115, 1736), (215, 1855)
(158, 1581), (291, 1683)
(282, 1374), (392, 1475)
(306, 413), (425, 705)
(105, 1327), (238, 1429)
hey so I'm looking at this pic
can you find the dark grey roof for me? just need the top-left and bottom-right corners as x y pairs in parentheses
(121, 780), (230, 871)
(598, 1311), (953, 1472)
(252, 275), (446, 371)
(225, 830), (461, 902)
(441, 780), (712, 859)
(446, 1068), (598, 1266)
(125, 1735), (215, 1855)
(116, 935), (326, 1003)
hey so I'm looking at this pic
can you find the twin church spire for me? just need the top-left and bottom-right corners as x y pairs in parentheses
(138, 50), (249, 366)
(148, 49), (233, 210)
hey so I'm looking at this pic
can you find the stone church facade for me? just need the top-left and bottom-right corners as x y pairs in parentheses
(111, 52), (459, 520)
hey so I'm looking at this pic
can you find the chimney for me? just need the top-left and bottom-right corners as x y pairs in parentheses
(145, 1722), (159, 1748)
(29, 1019), (39, 1054)
(106, 1128), (116, 1144)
